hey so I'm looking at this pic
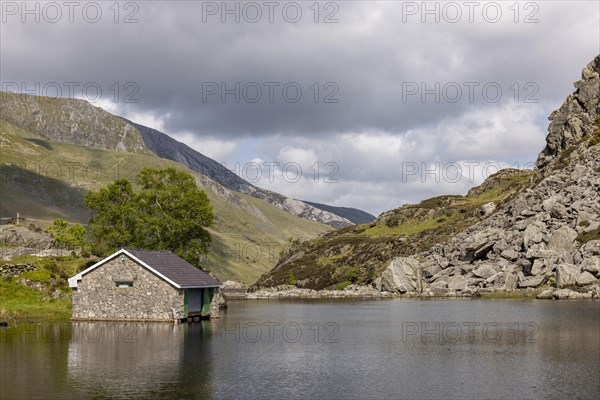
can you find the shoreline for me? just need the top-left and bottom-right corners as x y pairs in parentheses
(226, 284), (600, 301)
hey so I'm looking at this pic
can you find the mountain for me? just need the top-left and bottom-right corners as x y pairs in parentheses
(0, 94), (330, 283)
(301, 201), (376, 224)
(254, 54), (600, 298)
(0, 92), (359, 228)
(126, 120), (354, 228)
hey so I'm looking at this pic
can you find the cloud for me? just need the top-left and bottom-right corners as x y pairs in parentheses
(1, 0), (598, 214)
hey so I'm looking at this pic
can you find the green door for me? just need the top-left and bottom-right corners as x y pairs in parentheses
(201, 288), (213, 316)
(184, 290), (188, 315)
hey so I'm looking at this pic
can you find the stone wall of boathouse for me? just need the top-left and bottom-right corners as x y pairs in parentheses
(72, 256), (185, 321)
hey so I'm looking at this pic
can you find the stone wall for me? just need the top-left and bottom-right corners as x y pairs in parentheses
(72, 256), (185, 321)
(0, 263), (36, 276)
(209, 289), (220, 319)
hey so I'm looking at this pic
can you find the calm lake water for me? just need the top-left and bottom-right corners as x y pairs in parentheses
(1, 299), (599, 399)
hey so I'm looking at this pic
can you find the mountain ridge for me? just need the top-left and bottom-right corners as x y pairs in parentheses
(126, 119), (357, 228)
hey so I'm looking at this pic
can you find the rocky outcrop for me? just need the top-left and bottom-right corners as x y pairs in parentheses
(537, 286), (599, 300)
(302, 200), (376, 224)
(379, 56), (600, 298)
(0, 225), (53, 249)
(0, 92), (148, 153)
(536, 55), (600, 168)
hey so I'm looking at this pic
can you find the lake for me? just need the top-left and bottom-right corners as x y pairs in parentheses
(1, 299), (599, 399)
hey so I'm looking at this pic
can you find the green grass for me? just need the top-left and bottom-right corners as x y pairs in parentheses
(0, 255), (91, 321)
(335, 280), (352, 290)
(0, 279), (71, 320)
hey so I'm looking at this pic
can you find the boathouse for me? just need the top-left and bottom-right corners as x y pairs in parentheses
(68, 248), (221, 321)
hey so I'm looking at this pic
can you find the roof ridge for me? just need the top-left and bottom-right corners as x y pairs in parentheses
(125, 247), (172, 253)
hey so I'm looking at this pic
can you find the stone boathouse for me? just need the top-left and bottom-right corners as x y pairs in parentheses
(68, 248), (221, 321)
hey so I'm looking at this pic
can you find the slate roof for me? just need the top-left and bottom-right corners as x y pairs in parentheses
(125, 248), (221, 288)
(69, 248), (221, 289)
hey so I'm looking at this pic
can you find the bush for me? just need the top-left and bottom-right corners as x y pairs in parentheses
(345, 267), (362, 283)
(286, 271), (297, 286)
(46, 219), (87, 249)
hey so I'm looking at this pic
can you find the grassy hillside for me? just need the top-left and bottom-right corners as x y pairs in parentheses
(1, 119), (329, 283)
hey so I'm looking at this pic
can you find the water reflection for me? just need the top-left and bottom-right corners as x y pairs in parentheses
(67, 321), (220, 399)
(1, 300), (599, 399)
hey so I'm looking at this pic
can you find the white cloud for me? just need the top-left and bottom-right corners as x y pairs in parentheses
(169, 133), (239, 162)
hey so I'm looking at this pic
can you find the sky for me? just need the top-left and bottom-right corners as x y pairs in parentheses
(1, 0), (599, 216)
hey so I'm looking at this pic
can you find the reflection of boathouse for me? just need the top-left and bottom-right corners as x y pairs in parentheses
(68, 248), (221, 321)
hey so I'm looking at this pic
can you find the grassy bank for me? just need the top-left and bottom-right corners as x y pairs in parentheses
(0, 255), (94, 321)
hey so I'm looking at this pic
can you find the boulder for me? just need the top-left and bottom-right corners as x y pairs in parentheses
(504, 273), (518, 291)
(531, 259), (545, 276)
(581, 256), (600, 275)
(556, 263), (581, 288)
(380, 257), (422, 293)
(536, 289), (555, 299)
(542, 196), (557, 212)
(547, 226), (578, 254)
(472, 264), (499, 279)
(576, 271), (597, 286)
(447, 275), (468, 291)
(526, 248), (556, 259)
(430, 280), (448, 289)
(481, 202), (496, 216)
(500, 249), (519, 261)
(523, 223), (546, 250)
(552, 289), (593, 300)
(422, 261), (442, 279)
(518, 274), (548, 288)
(581, 240), (600, 256)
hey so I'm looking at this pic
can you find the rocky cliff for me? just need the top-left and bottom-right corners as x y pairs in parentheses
(537, 55), (600, 168)
(256, 54), (600, 299)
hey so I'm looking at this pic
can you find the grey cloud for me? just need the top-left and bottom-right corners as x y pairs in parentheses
(2, 1), (598, 139)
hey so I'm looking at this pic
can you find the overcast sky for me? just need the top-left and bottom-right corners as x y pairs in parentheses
(2, 0), (599, 215)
